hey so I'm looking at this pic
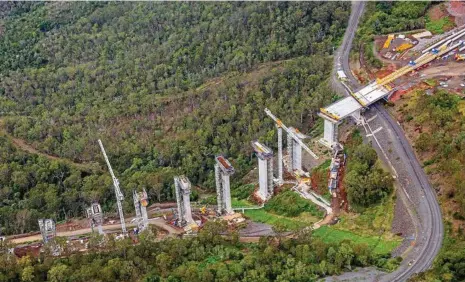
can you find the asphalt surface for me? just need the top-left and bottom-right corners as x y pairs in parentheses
(330, 2), (443, 281)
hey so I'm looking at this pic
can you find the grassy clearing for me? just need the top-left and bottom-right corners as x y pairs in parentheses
(426, 16), (454, 34)
(238, 191), (323, 231)
(335, 189), (400, 241)
(231, 198), (254, 207)
(312, 182), (401, 255)
(265, 190), (324, 218)
(312, 226), (401, 254)
(244, 209), (318, 231)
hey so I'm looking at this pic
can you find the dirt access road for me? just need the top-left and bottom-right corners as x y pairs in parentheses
(0, 118), (100, 172)
(10, 217), (182, 244)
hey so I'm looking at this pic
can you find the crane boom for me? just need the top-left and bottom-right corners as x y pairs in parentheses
(264, 108), (319, 159)
(98, 139), (127, 234)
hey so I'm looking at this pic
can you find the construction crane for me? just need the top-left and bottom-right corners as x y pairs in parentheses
(98, 139), (127, 235)
(264, 108), (319, 160)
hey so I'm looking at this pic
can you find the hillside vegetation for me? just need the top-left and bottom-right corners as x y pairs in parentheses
(393, 88), (465, 282)
(0, 2), (349, 234)
(344, 132), (393, 210)
(0, 222), (400, 281)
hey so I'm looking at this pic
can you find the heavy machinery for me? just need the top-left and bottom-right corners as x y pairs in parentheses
(383, 34), (394, 49)
(455, 54), (465, 61)
(396, 43), (413, 52)
(98, 139), (127, 235)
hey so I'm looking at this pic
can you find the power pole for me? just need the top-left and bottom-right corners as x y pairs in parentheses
(98, 139), (127, 235)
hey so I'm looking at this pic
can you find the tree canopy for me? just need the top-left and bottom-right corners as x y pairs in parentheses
(0, 222), (400, 281)
(344, 132), (394, 209)
(0, 2), (350, 235)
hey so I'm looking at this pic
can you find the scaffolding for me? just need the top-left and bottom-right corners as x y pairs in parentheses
(38, 219), (56, 243)
(86, 202), (104, 235)
(277, 126), (283, 183)
(133, 189), (149, 232)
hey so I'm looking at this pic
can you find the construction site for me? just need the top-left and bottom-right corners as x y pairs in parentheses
(3, 16), (465, 278)
(4, 104), (348, 258)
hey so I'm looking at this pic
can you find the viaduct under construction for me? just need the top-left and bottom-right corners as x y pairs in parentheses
(319, 29), (465, 148)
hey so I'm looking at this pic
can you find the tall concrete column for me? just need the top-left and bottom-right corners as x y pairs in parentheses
(277, 126), (283, 183)
(174, 176), (194, 226)
(321, 119), (339, 148)
(258, 158), (268, 199)
(252, 141), (274, 201)
(287, 133), (294, 172)
(222, 174), (232, 214)
(215, 156), (235, 215)
(292, 140), (302, 172)
(215, 164), (223, 214)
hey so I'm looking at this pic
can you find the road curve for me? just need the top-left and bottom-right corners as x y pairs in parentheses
(6, 3), (443, 280)
(331, 2), (443, 281)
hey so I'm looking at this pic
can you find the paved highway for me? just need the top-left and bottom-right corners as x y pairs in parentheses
(332, 2), (443, 281)
(6, 3), (443, 280)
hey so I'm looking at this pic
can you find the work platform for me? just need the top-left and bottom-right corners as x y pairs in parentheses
(319, 27), (465, 148)
(320, 82), (390, 122)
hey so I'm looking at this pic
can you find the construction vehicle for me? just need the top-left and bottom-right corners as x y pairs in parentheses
(383, 34), (394, 49)
(455, 54), (465, 61)
(396, 43), (413, 52)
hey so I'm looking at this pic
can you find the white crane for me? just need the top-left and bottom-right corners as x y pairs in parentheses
(264, 108), (319, 175)
(98, 139), (127, 235)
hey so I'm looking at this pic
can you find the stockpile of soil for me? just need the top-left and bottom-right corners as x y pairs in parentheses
(448, 1), (465, 26)
(429, 4), (449, 21)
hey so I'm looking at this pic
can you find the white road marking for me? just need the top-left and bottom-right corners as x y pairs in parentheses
(366, 114), (378, 123)
(366, 126), (383, 137)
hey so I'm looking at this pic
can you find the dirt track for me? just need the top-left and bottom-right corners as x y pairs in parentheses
(422, 62), (465, 77)
(10, 217), (182, 244)
(0, 118), (100, 171)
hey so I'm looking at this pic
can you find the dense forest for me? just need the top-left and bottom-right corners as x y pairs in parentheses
(0, 222), (400, 281)
(0, 2), (350, 235)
